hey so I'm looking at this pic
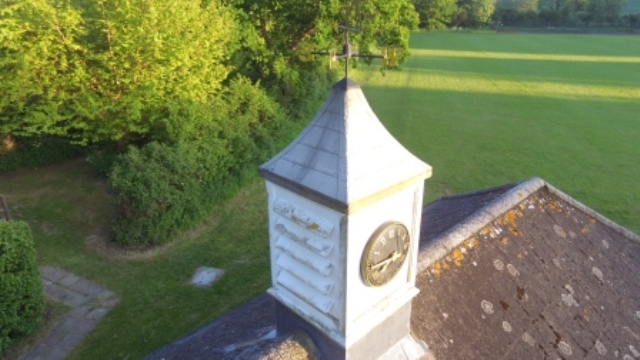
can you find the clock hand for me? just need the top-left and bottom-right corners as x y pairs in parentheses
(370, 251), (401, 270)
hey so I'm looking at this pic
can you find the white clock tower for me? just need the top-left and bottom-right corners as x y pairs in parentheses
(259, 78), (431, 359)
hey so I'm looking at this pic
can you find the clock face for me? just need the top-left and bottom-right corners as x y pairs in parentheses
(360, 222), (410, 287)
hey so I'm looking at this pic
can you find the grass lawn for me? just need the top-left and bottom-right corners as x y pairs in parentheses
(0, 160), (273, 359)
(1, 31), (638, 359)
(352, 31), (640, 235)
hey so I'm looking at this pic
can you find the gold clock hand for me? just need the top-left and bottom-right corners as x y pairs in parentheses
(370, 250), (400, 270)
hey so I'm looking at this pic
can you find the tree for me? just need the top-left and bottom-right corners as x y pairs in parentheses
(538, 0), (588, 24)
(494, 0), (538, 26)
(0, 0), (87, 140)
(453, 0), (496, 26)
(585, 0), (626, 24)
(515, 0), (538, 13)
(0, 0), (235, 144)
(230, 0), (418, 61)
(624, 12), (640, 27)
(538, 0), (568, 13)
(414, 0), (458, 29)
(228, 0), (419, 105)
(1, 0), (420, 145)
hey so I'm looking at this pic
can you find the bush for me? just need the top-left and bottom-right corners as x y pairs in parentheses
(0, 221), (44, 354)
(86, 144), (126, 177)
(109, 77), (298, 247)
(109, 141), (230, 247)
(0, 137), (84, 173)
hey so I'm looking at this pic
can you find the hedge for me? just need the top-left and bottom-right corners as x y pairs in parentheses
(109, 77), (295, 247)
(0, 221), (44, 354)
(109, 141), (231, 247)
(0, 137), (84, 173)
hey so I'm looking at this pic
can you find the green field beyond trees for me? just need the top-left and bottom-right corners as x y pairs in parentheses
(352, 31), (640, 234)
(1, 32), (639, 359)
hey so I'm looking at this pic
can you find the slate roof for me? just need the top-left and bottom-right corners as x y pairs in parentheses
(414, 177), (640, 359)
(145, 177), (640, 359)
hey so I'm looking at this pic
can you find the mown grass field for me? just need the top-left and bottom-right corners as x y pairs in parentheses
(1, 31), (639, 359)
(352, 31), (640, 234)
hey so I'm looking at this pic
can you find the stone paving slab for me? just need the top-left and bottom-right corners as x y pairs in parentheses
(58, 274), (80, 287)
(23, 266), (120, 360)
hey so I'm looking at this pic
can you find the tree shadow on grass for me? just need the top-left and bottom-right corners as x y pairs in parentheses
(358, 84), (640, 234)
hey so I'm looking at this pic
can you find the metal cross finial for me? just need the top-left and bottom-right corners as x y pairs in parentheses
(300, 0), (401, 74)
(302, 0), (398, 78)
(340, 25), (384, 78)
(312, 24), (384, 79)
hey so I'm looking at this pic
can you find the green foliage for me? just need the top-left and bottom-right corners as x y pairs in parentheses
(535, 0), (626, 25)
(0, 0), (235, 144)
(494, 7), (540, 26)
(228, 0), (418, 117)
(585, 0), (627, 24)
(0, 0), (87, 140)
(453, 0), (496, 26)
(414, 0), (498, 28)
(156, 78), (288, 156)
(624, 12), (640, 26)
(0, 221), (44, 354)
(625, 0), (640, 13)
(85, 143), (124, 177)
(414, 0), (458, 29)
(266, 64), (336, 121)
(110, 78), (291, 247)
(497, 0), (629, 27)
(515, 0), (539, 13)
(1, 0), (418, 146)
(0, 137), (84, 173)
(109, 141), (227, 247)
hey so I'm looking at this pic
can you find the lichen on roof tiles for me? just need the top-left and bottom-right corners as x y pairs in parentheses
(413, 184), (640, 359)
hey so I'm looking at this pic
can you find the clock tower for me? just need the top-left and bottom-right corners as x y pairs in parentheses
(259, 78), (431, 359)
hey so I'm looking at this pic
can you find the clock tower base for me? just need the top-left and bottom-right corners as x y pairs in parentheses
(274, 298), (428, 359)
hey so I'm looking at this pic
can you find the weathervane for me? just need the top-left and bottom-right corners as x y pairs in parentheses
(300, 0), (400, 77)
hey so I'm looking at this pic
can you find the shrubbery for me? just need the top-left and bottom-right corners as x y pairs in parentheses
(0, 137), (84, 173)
(85, 143), (128, 177)
(0, 221), (43, 354)
(109, 141), (228, 247)
(109, 78), (294, 247)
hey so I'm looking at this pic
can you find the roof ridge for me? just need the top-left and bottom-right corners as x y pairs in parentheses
(417, 177), (545, 272)
(435, 182), (518, 201)
(417, 177), (640, 272)
(545, 183), (640, 244)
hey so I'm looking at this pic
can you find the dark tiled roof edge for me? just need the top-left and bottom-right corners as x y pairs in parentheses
(417, 177), (545, 272)
(544, 182), (640, 244)
(417, 177), (640, 272)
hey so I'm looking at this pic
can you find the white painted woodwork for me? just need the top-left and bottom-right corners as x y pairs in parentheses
(261, 78), (432, 350)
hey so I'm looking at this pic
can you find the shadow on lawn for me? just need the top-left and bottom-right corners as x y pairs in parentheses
(357, 84), (640, 235)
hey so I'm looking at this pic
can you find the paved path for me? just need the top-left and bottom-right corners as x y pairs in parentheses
(22, 266), (120, 360)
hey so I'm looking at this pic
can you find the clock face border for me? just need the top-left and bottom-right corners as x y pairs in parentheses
(360, 222), (410, 287)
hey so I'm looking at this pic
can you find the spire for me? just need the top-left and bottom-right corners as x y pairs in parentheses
(259, 80), (431, 214)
